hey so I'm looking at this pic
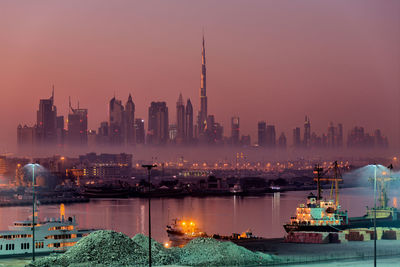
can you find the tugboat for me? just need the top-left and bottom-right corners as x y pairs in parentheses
(166, 219), (207, 242)
(0, 204), (95, 258)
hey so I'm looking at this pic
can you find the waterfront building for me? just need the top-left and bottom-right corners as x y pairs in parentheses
(147, 102), (169, 145)
(79, 153), (132, 179)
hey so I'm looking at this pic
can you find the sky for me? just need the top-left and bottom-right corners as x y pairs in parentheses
(0, 0), (399, 152)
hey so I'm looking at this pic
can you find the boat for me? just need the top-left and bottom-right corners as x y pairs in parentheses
(166, 219), (207, 242)
(0, 204), (95, 258)
(284, 162), (400, 233)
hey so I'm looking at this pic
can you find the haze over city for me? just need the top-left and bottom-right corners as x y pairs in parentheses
(0, 0), (399, 153)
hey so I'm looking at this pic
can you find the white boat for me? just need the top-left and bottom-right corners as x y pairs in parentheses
(0, 204), (94, 258)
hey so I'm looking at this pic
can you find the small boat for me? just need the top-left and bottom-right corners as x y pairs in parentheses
(0, 204), (95, 258)
(166, 219), (207, 242)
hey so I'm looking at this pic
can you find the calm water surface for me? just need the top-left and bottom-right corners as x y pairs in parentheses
(0, 187), (396, 244)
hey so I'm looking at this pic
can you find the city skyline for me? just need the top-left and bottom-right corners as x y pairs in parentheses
(1, 1), (400, 152)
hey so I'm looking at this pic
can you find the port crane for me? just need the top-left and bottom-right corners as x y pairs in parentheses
(313, 161), (343, 206)
(368, 164), (400, 209)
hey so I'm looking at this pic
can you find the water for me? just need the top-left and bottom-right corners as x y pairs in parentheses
(0, 187), (396, 245)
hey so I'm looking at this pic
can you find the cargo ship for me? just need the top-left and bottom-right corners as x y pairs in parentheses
(284, 162), (400, 233)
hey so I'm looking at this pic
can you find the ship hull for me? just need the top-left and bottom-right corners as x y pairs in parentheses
(284, 217), (400, 233)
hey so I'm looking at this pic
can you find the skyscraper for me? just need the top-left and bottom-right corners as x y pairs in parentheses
(197, 34), (208, 136)
(135, 118), (145, 144)
(257, 121), (267, 147)
(147, 102), (169, 144)
(109, 97), (124, 145)
(67, 100), (88, 146)
(176, 93), (185, 143)
(125, 94), (135, 146)
(36, 89), (57, 145)
(231, 117), (240, 145)
(278, 132), (287, 149)
(293, 127), (301, 148)
(303, 116), (311, 148)
(185, 99), (193, 143)
(266, 125), (276, 148)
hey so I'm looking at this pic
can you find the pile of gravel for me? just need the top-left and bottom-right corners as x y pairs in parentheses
(27, 231), (276, 267)
(178, 237), (275, 266)
(132, 233), (179, 265)
(28, 230), (148, 267)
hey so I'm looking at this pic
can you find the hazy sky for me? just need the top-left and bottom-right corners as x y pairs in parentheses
(0, 0), (399, 152)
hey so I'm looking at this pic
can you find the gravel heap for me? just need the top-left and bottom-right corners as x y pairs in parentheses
(132, 233), (179, 265)
(27, 231), (276, 267)
(28, 230), (148, 267)
(178, 237), (275, 266)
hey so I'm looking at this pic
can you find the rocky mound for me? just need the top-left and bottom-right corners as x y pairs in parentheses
(179, 237), (275, 266)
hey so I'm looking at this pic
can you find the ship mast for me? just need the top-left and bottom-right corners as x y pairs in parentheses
(313, 161), (343, 206)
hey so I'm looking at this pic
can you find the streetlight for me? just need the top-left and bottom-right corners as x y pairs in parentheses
(142, 164), (157, 267)
(26, 163), (40, 261)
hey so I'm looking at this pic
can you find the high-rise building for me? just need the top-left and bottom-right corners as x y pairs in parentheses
(337, 123), (343, 148)
(293, 127), (301, 148)
(125, 94), (135, 146)
(67, 100), (88, 146)
(109, 97), (125, 145)
(303, 116), (311, 148)
(97, 121), (109, 145)
(36, 89), (57, 145)
(147, 102), (169, 144)
(231, 117), (240, 145)
(176, 93), (185, 143)
(135, 118), (145, 144)
(257, 121), (267, 147)
(197, 34), (208, 136)
(185, 99), (193, 143)
(17, 125), (37, 149)
(266, 125), (276, 148)
(327, 122), (335, 148)
(278, 132), (287, 149)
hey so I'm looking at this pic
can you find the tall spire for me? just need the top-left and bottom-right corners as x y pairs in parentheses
(198, 31), (208, 134)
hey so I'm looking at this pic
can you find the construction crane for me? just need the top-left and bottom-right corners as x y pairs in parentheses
(313, 161), (343, 206)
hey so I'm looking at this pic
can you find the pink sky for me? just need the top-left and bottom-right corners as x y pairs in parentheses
(0, 0), (399, 152)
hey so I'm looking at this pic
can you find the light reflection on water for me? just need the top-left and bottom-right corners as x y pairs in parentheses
(0, 187), (397, 243)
